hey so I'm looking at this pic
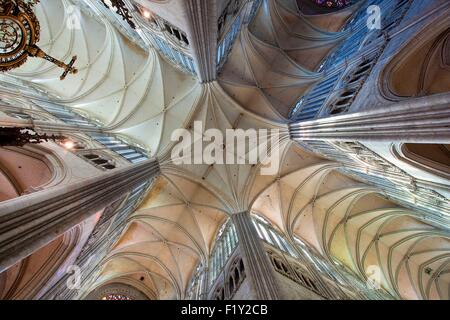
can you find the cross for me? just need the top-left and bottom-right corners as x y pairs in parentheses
(25, 45), (78, 80)
(59, 55), (78, 80)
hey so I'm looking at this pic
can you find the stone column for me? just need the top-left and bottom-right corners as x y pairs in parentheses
(230, 211), (280, 300)
(0, 159), (160, 273)
(289, 93), (450, 144)
(184, 0), (218, 82)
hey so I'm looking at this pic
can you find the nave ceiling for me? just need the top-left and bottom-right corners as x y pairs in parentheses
(3, 0), (449, 300)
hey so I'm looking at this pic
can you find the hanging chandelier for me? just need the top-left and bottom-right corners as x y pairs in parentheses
(0, 0), (78, 80)
(0, 127), (66, 147)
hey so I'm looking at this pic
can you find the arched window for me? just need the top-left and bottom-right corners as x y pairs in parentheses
(85, 283), (150, 300)
(211, 256), (246, 300)
(213, 287), (225, 300)
(186, 263), (204, 300)
(101, 294), (132, 300)
(163, 22), (189, 46)
(226, 257), (245, 298)
(387, 27), (450, 97)
(401, 144), (450, 178)
(268, 251), (294, 279)
(326, 53), (379, 116)
(218, 0), (241, 37)
(81, 153), (116, 170)
(209, 219), (239, 287)
(251, 214), (297, 257)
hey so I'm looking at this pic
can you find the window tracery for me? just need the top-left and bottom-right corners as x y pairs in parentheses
(326, 53), (379, 116)
(163, 21), (189, 47)
(129, 3), (195, 74)
(133, 3), (189, 47)
(226, 257), (245, 298)
(209, 219), (239, 287)
(186, 263), (205, 300)
(101, 293), (132, 300)
(86, 283), (149, 300)
(250, 214), (384, 299)
(267, 249), (324, 297)
(59, 136), (116, 170)
(218, 0), (241, 37)
(211, 257), (245, 300)
(268, 251), (295, 280)
(213, 286), (225, 300)
(81, 153), (116, 170)
(216, 0), (261, 69)
(252, 214), (296, 257)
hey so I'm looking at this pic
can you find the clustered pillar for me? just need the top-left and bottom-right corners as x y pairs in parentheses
(230, 211), (280, 300)
(0, 159), (160, 273)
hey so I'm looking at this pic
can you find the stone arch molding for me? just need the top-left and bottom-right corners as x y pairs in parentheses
(391, 143), (450, 182)
(0, 144), (67, 198)
(382, 14), (450, 99)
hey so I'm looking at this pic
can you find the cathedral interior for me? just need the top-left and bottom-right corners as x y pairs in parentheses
(0, 0), (449, 301)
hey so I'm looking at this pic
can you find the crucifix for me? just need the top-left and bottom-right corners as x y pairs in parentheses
(25, 44), (78, 80)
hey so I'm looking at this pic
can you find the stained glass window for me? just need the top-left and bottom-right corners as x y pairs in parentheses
(101, 294), (132, 300)
(186, 263), (204, 300)
(252, 214), (297, 257)
(312, 0), (352, 8)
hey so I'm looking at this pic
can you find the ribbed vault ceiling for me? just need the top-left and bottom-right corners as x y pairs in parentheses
(92, 172), (229, 299)
(218, 0), (348, 121)
(6, 0), (449, 300)
(252, 163), (450, 300)
(10, 0), (200, 158)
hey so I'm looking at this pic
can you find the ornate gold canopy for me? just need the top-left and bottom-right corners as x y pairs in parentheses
(0, 0), (77, 80)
